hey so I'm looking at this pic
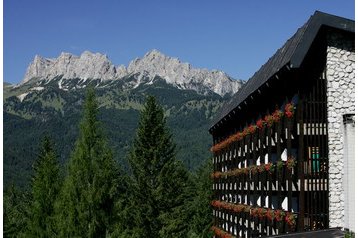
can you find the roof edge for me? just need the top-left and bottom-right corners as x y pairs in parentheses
(290, 11), (354, 68)
(210, 11), (354, 133)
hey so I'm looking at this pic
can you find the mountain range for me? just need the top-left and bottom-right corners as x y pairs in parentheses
(4, 50), (244, 189)
(22, 50), (242, 96)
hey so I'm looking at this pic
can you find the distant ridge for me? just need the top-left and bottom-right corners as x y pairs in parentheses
(22, 50), (243, 96)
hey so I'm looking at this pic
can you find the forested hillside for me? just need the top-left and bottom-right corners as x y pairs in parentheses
(4, 90), (214, 237)
(4, 77), (227, 189)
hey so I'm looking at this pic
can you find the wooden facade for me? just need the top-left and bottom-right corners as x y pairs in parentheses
(209, 12), (354, 238)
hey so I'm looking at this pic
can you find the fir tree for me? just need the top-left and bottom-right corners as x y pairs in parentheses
(189, 159), (214, 237)
(27, 136), (61, 237)
(3, 185), (30, 238)
(56, 88), (119, 237)
(128, 95), (192, 237)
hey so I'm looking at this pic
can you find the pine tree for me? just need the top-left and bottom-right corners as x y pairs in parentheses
(27, 136), (61, 237)
(156, 160), (194, 238)
(4, 185), (31, 238)
(56, 88), (120, 237)
(189, 159), (214, 237)
(128, 95), (192, 237)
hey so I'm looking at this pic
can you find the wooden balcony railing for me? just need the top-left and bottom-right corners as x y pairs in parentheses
(212, 74), (329, 237)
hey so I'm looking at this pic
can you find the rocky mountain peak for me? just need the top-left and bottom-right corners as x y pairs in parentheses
(144, 49), (165, 58)
(22, 51), (117, 83)
(21, 50), (243, 96)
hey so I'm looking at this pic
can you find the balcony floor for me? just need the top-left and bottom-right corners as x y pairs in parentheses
(269, 228), (344, 238)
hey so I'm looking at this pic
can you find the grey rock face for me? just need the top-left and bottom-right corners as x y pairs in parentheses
(126, 50), (242, 96)
(23, 51), (117, 83)
(21, 50), (243, 96)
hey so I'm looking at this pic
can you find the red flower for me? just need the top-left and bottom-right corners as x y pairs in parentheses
(211, 200), (223, 208)
(211, 225), (235, 238)
(285, 103), (295, 118)
(258, 164), (266, 173)
(274, 210), (285, 222)
(248, 125), (257, 134)
(211, 171), (222, 179)
(256, 119), (265, 130)
(257, 207), (267, 220)
(266, 209), (275, 221)
(286, 111), (293, 118)
(234, 132), (243, 141)
(273, 110), (283, 122)
(285, 212), (297, 227)
(242, 127), (250, 137)
(264, 115), (274, 127)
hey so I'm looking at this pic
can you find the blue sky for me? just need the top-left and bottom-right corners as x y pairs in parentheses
(4, 0), (355, 84)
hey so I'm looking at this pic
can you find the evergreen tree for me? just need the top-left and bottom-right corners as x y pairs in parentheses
(56, 88), (120, 237)
(127, 95), (192, 237)
(27, 136), (61, 237)
(189, 159), (214, 237)
(156, 160), (194, 238)
(3, 185), (30, 238)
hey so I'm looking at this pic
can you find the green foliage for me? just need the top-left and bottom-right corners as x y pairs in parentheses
(345, 231), (355, 238)
(189, 159), (214, 237)
(126, 95), (193, 237)
(4, 80), (219, 237)
(3, 185), (31, 238)
(55, 88), (120, 237)
(26, 136), (61, 237)
(4, 77), (225, 189)
(157, 160), (194, 238)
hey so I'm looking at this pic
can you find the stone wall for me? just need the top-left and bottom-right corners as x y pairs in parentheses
(326, 31), (355, 228)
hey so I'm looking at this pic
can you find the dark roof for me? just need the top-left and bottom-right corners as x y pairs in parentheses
(211, 11), (354, 131)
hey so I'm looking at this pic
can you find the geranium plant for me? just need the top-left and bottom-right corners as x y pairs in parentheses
(243, 167), (250, 175)
(266, 209), (275, 221)
(210, 102), (296, 154)
(258, 164), (266, 173)
(285, 212), (297, 227)
(250, 207), (259, 217)
(248, 125), (257, 134)
(286, 156), (296, 170)
(233, 204), (245, 213)
(211, 226), (235, 238)
(274, 209), (285, 222)
(285, 102), (295, 118)
(234, 132), (243, 141)
(244, 205), (251, 213)
(257, 207), (267, 220)
(272, 109), (284, 122)
(265, 115), (275, 127)
(250, 165), (258, 175)
(276, 160), (284, 170)
(211, 171), (222, 179)
(265, 162), (275, 174)
(256, 118), (265, 130)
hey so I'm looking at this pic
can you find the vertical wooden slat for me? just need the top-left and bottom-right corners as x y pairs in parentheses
(252, 131), (258, 236)
(277, 118), (282, 210)
(298, 97), (305, 231)
(287, 117), (293, 213)
(246, 135), (252, 238)
(312, 79), (318, 227)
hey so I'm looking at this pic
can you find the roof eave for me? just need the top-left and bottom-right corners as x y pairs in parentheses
(290, 11), (355, 68)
